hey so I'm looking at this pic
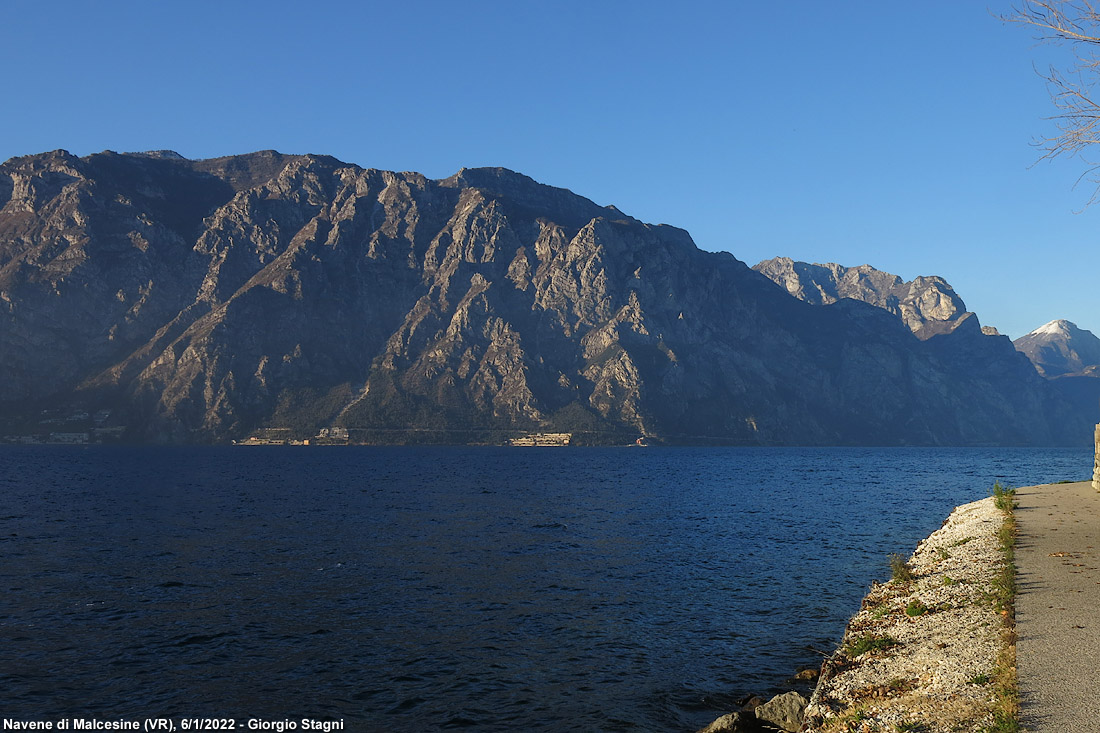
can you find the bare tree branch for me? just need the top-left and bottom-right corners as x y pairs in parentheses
(1004, 1), (1100, 202)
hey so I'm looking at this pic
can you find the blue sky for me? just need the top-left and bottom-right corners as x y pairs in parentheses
(1, 0), (1095, 338)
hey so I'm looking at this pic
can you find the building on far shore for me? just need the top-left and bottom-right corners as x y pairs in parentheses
(235, 426), (350, 446)
(507, 432), (572, 447)
(236, 427), (294, 446)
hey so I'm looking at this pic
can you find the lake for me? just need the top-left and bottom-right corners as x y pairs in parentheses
(0, 446), (1090, 731)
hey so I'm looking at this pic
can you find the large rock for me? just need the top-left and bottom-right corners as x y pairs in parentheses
(754, 691), (807, 732)
(697, 711), (768, 733)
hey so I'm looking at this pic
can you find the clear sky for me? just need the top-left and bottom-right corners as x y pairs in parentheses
(1, 0), (1095, 339)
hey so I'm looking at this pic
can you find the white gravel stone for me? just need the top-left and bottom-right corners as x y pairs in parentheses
(803, 496), (1009, 733)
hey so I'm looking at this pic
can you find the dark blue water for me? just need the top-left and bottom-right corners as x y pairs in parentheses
(0, 446), (1090, 730)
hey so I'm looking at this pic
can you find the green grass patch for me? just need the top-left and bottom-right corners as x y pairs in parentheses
(992, 481), (1017, 513)
(905, 599), (929, 617)
(835, 706), (869, 730)
(889, 553), (914, 582)
(983, 708), (1020, 733)
(888, 677), (915, 693)
(845, 633), (899, 658)
(896, 723), (930, 733)
(982, 481), (1019, 733)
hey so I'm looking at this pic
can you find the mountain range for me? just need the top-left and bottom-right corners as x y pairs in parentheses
(0, 149), (1095, 445)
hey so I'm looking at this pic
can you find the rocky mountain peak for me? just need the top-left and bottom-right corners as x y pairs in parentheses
(752, 257), (971, 339)
(190, 150), (304, 193)
(1014, 319), (1100, 378)
(1028, 319), (1073, 337)
(133, 150), (188, 160)
(440, 166), (629, 231)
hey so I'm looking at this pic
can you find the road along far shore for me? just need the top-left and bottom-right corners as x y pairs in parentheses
(799, 494), (1013, 733)
(1015, 480), (1100, 732)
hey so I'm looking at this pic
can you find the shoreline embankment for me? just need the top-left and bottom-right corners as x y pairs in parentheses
(699, 493), (1014, 733)
(800, 494), (1011, 732)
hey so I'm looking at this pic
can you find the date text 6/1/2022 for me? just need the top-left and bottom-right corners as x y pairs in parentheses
(177, 721), (342, 732)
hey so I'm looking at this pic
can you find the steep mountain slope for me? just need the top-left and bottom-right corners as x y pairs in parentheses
(1014, 319), (1100, 378)
(0, 150), (1090, 444)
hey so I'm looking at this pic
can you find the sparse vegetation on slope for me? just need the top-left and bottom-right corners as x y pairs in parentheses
(983, 483), (1019, 733)
(803, 487), (1019, 732)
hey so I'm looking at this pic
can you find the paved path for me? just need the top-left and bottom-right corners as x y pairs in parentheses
(1015, 481), (1100, 732)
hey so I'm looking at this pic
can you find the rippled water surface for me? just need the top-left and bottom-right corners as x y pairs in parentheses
(0, 446), (1090, 730)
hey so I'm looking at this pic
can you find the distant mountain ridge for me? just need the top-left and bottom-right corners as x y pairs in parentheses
(1014, 320), (1100, 378)
(752, 257), (972, 339)
(0, 149), (1093, 445)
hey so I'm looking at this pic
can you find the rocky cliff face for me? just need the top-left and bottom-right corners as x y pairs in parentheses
(753, 257), (970, 339)
(1013, 320), (1100, 378)
(0, 150), (1091, 444)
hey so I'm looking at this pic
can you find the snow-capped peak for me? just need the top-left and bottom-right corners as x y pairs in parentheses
(1028, 319), (1074, 337)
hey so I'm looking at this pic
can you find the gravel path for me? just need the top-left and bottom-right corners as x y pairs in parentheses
(1015, 481), (1100, 732)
